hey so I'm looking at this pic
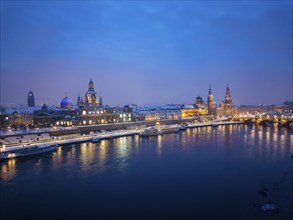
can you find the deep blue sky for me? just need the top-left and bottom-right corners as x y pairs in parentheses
(1, 1), (292, 106)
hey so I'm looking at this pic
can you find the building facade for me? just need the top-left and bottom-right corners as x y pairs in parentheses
(78, 109), (134, 126)
(181, 94), (208, 118)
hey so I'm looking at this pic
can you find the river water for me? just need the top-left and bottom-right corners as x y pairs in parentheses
(0, 125), (292, 219)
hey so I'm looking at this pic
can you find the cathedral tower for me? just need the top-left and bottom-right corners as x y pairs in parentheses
(207, 84), (216, 115)
(217, 84), (238, 117)
(84, 79), (99, 109)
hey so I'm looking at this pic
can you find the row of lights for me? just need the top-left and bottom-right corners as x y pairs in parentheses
(56, 121), (72, 126)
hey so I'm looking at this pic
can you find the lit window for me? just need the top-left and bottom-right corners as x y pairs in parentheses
(82, 110), (86, 115)
(123, 114), (126, 117)
(128, 114), (131, 117)
(123, 118), (126, 122)
(89, 111), (91, 114)
(56, 122), (59, 125)
(120, 114), (122, 118)
(113, 119), (116, 122)
(89, 120), (92, 124)
(129, 118), (131, 121)
(101, 119), (104, 123)
(83, 120), (86, 125)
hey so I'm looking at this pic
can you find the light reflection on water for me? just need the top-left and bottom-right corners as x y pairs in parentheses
(0, 159), (16, 182)
(0, 125), (292, 220)
(1, 125), (291, 183)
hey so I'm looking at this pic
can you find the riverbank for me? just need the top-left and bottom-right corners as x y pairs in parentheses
(1, 121), (244, 149)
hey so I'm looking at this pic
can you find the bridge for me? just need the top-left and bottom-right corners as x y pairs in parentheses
(236, 113), (293, 127)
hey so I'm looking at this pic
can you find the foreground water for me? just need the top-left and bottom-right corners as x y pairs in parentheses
(0, 125), (292, 220)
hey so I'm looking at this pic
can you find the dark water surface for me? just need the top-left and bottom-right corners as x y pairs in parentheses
(1, 125), (292, 220)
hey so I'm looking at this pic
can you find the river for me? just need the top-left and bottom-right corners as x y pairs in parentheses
(0, 124), (292, 219)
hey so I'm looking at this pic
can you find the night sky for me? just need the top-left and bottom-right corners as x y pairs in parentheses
(1, 1), (292, 106)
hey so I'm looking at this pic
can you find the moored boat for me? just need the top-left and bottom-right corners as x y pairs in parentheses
(140, 125), (180, 137)
(91, 137), (100, 143)
(0, 143), (58, 160)
(139, 126), (159, 137)
(179, 122), (188, 130)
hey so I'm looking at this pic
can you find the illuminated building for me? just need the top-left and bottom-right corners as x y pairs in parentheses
(181, 105), (197, 118)
(207, 84), (216, 115)
(79, 108), (133, 125)
(27, 89), (35, 107)
(217, 84), (239, 117)
(181, 94), (208, 118)
(84, 79), (99, 109)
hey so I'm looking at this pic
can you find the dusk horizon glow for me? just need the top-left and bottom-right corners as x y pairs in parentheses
(1, 1), (292, 107)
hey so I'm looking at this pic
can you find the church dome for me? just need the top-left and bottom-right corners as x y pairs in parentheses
(60, 97), (73, 109)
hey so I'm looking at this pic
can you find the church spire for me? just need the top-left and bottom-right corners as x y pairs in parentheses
(226, 83), (230, 96)
(99, 96), (104, 108)
(208, 83), (212, 95)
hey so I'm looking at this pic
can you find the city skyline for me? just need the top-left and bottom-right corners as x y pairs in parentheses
(1, 1), (292, 106)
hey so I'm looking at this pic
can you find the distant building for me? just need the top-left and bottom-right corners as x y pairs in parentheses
(60, 97), (73, 109)
(238, 105), (268, 115)
(84, 79), (99, 109)
(181, 94), (208, 118)
(217, 84), (238, 117)
(207, 84), (216, 115)
(79, 108), (134, 125)
(28, 89), (35, 107)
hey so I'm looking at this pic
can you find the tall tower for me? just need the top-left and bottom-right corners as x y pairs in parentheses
(207, 84), (216, 115)
(84, 79), (99, 109)
(27, 89), (35, 107)
(224, 84), (233, 105)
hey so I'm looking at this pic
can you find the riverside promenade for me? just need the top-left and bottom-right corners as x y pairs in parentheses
(1, 120), (244, 150)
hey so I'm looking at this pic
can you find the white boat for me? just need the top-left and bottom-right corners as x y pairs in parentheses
(91, 137), (100, 143)
(140, 126), (159, 137)
(0, 143), (58, 160)
(159, 125), (180, 134)
(140, 125), (180, 137)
